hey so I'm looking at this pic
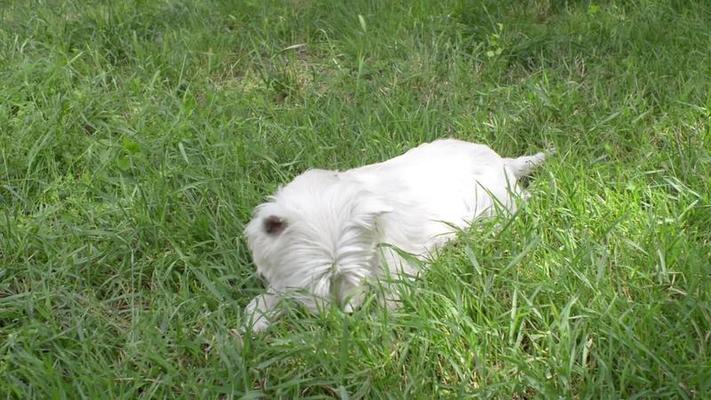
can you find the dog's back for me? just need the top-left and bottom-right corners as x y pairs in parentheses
(346, 139), (524, 224)
(342, 139), (546, 256)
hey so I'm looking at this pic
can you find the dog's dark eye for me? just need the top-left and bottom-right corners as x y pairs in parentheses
(263, 215), (286, 235)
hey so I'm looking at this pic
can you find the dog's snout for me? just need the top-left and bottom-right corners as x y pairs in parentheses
(256, 271), (267, 283)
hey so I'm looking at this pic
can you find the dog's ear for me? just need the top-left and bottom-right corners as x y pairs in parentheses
(360, 195), (393, 216)
(353, 194), (393, 230)
(263, 215), (286, 235)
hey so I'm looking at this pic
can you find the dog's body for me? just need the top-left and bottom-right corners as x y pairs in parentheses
(244, 139), (547, 331)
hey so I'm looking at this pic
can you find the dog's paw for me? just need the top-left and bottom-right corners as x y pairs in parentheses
(242, 293), (280, 333)
(245, 314), (271, 333)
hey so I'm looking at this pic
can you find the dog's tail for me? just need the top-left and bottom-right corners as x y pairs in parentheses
(505, 148), (553, 179)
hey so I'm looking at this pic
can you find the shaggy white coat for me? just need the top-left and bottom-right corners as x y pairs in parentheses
(244, 139), (546, 331)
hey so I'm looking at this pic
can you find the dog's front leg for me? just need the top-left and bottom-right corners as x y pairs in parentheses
(243, 292), (281, 333)
(376, 247), (422, 310)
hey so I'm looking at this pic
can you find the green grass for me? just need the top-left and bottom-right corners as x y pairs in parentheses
(1, 0), (710, 398)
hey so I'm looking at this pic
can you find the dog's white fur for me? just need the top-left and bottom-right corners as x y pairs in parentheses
(244, 139), (547, 331)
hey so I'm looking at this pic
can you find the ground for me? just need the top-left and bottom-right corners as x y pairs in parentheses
(1, 0), (710, 398)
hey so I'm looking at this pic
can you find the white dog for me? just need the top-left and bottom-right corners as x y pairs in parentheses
(244, 139), (547, 332)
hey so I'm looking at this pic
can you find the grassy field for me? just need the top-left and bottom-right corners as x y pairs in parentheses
(1, 0), (710, 398)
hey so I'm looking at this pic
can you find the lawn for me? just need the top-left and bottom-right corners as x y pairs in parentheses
(1, 0), (710, 398)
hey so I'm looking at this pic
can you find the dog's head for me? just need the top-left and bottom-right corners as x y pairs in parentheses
(245, 169), (391, 310)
